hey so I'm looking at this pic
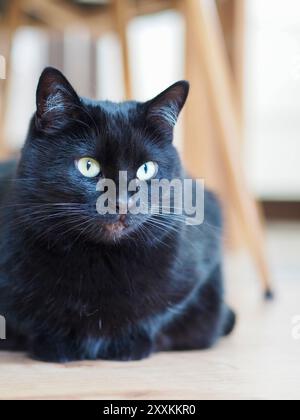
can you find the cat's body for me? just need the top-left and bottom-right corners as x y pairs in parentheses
(0, 68), (235, 362)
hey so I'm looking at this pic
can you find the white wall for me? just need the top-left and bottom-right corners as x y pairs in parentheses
(245, 0), (300, 200)
(97, 11), (185, 102)
(5, 28), (48, 149)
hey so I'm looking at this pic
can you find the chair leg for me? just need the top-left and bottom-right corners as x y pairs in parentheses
(183, 0), (244, 250)
(0, 0), (22, 159)
(217, 0), (245, 119)
(112, 0), (132, 100)
(184, 7), (215, 180)
(183, 0), (273, 296)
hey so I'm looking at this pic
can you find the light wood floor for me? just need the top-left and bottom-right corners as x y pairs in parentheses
(0, 222), (299, 400)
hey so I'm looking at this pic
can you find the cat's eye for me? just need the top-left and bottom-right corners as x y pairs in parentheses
(76, 157), (101, 178)
(136, 162), (158, 181)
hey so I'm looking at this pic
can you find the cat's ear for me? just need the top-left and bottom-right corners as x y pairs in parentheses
(145, 81), (190, 134)
(35, 67), (82, 132)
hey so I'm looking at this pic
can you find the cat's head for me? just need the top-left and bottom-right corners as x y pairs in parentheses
(17, 67), (189, 245)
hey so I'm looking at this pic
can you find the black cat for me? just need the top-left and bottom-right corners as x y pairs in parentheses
(0, 68), (235, 362)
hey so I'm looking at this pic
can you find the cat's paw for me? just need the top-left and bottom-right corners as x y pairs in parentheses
(28, 337), (80, 363)
(102, 331), (154, 362)
(117, 343), (153, 362)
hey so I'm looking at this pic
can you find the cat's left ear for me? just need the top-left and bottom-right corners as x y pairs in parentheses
(145, 81), (190, 133)
(35, 67), (82, 132)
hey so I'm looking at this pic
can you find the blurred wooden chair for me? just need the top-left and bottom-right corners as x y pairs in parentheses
(183, 0), (273, 298)
(0, 0), (273, 295)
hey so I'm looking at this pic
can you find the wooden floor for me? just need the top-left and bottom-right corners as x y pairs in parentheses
(0, 222), (300, 400)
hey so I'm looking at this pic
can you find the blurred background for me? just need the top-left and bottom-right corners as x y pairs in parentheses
(0, 0), (300, 290)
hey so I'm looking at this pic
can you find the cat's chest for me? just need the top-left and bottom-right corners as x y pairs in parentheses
(15, 246), (178, 332)
(58, 261), (171, 335)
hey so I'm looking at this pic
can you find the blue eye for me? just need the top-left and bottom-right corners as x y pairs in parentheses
(137, 162), (158, 181)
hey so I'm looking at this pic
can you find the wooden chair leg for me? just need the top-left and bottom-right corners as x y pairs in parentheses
(184, 7), (215, 181)
(217, 0), (245, 118)
(184, 0), (273, 296)
(112, 0), (132, 100)
(183, 0), (245, 250)
(0, 0), (22, 159)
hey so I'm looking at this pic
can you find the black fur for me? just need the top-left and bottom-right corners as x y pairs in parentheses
(0, 68), (235, 363)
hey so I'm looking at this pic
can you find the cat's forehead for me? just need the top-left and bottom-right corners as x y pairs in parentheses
(83, 98), (140, 122)
(77, 99), (151, 164)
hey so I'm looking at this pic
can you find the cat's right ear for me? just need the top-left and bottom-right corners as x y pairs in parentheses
(144, 81), (190, 136)
(35, 67), (82, 132)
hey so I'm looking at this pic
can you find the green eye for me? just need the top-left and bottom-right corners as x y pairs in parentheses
(136, 162), (158, 181)
(76, 157), (101, 178)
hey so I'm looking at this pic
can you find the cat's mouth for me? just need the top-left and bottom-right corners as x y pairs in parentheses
(99, 214), (148, 243)
(104, 215), (129, 236)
